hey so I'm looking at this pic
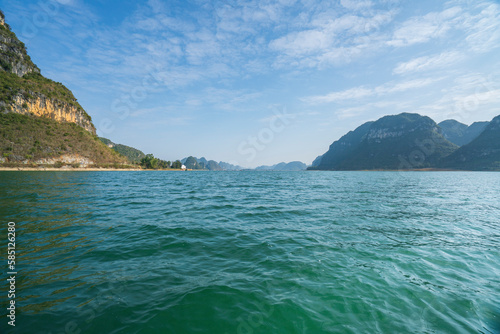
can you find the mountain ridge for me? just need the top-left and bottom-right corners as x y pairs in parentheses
(311, 113), (459, 170)
(98, 137), (146, 163)
(439, 115), (500, 170)
(311, 113), (499, 171)
(0, 10), (95, 134)
(438, 119), (489, 146)
(254, 161), (307, 171)
(0, 11), (126, 167)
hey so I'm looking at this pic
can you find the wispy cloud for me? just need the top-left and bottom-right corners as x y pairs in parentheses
(463, 3), (500, 53)
(340, 0), (373, 11)
(393, 51), (464, 75)
(387, 6), (462, 47)
(413, 72), (500, 122)
(303, 78), (439, 104)
(387, 1), (500, 54)
(269, 9), (395, 68)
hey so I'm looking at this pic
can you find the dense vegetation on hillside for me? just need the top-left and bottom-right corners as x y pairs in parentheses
(138, 154), (182, 169)
(439, 115), (500, 170)
(438, 120), (489, 146)
(310, 113), (500, 171)
(0, 113), (127, 166)
(311, 113), (459, 170)
(99, 137), (146, 163)
(0, 71), (88, 116)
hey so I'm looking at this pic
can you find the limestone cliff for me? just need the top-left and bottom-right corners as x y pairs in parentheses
(10, 94), (95, 133)
(0, 10), (95, 134)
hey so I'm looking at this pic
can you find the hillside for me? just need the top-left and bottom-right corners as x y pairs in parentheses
(439, 115), (500, 170)
(311, 113), (458, 170)
(99, 137), (146, 163)
(0, 112), (128, 166)
(310, 121), (373, 170)
(438, 120), (489, 146)
(0, 11), (94, 133)
(0, 10), (127, 167)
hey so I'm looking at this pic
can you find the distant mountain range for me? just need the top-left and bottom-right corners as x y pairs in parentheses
(181, 157), (244, 171)
(179, 157), (308, 171)
(310, 113), (500, 171)
(439, 115), (500, 170)
(438, 120), (489, 146)
(254, 161), (307, 171)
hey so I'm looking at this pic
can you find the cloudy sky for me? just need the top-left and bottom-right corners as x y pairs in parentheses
(2, 0), (500, 167)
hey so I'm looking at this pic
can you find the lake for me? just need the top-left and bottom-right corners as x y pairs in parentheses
(0, 171), (499, 333)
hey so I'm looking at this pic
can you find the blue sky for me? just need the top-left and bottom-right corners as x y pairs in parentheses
(1, 0), (500, 167)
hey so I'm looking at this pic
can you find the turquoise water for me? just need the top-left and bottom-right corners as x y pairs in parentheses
(0, 171), (499, 333)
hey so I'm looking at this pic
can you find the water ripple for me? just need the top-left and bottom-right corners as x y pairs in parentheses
(0, 171), (499, 333)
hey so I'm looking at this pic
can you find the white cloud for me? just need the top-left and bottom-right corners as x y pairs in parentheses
(53, 0), (77, 5)
(340, 0), (373, 11)
(269, 10), (394, 67)
(463, 3), (500, 53)
(270, 29), (331, 56)
(380, 78), (437, 93)
(304, 78), (439, 104)
(387, 6), (461, 47)
(393, 51), (464, 75)
(412, 72), (500, 123)
(305, 87), (373, 104)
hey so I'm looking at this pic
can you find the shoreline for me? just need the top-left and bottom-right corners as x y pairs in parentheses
(0, 167), (495, 172)
(0, 167), (187, 171)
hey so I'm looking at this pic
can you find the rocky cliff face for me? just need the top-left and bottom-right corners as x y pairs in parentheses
(0, 10), (95, 134)
(0, 11), (39, 77)
(10, 94), (95, 133)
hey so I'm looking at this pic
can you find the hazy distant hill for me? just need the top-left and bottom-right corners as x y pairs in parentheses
(181, 157), (240, 170)
(311, 113), (457, 170)
(218, 161), (244, 171)
(255, 161), (307, 171)
(438, 120), (489, 146)
(206, 160), (223, 171)
(183, 156), (204, 169)
(198, 157), (208, 167)
(439, 115), (500, 170)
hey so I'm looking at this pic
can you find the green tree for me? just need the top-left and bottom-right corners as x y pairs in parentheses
(158, 159), (170, 169)
(171, 160), (182, 169)
(140, 154), (159, 169)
